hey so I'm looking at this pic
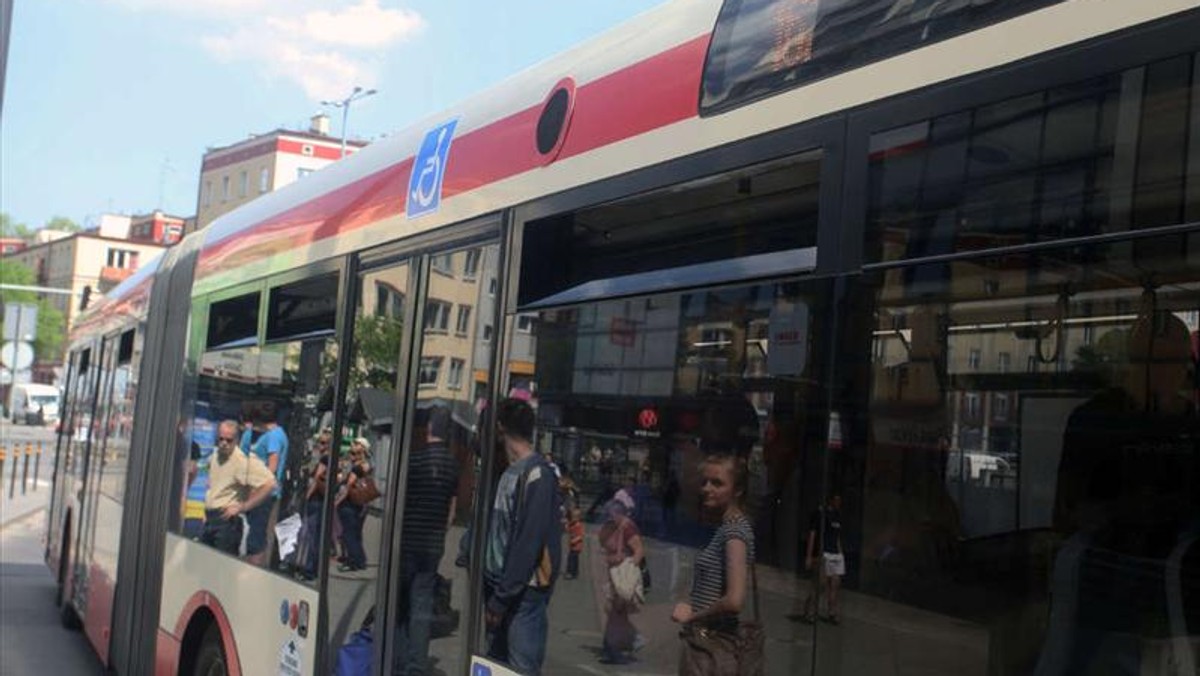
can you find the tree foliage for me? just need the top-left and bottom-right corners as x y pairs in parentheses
(0, 261), (67, 362)
(0, 212), (34, 239)
(44, 216), (83, 233)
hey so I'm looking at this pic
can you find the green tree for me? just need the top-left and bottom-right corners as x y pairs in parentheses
(0, 212), (34, 240)
(0, 261), (67, 362)
(44, 215), (83, 233)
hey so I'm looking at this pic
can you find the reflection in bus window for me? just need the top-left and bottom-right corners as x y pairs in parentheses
(506, 279), (832, 675)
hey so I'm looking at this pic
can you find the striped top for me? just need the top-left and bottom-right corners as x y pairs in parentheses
(400, 443), (459, 556)
(690, 513), (755, 619)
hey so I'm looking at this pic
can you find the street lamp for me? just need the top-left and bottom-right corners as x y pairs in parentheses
(321, 86), (377, 158)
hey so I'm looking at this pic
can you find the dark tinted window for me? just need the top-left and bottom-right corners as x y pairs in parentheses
(702, 0), (1062, 114)
(207, 293), (260, 349)
(266, 275), (338, 341)
(868, 53), (1200, 262)
(520, 152), (821, 306)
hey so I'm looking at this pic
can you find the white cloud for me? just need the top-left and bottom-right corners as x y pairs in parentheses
(106, 0), (425, 101)
(268, 0), (425, 49)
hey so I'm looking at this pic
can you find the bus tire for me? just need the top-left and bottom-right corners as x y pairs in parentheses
(54, 521), (70, 608)
(192, 623), (227, 676)
(59, 595), (81, 630)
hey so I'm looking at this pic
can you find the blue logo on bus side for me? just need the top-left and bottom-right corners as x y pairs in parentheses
(407, 119), (459, 219)
(471, 664), (492, 676)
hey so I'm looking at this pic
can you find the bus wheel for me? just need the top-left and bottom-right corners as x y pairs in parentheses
(193, 624), (227, 676)
(59, 596), (81, 630)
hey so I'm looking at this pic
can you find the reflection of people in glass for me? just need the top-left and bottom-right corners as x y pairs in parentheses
(300, 430), (332, 581)
(395, 407), (459, 676)
(483, 398), (562, 675)
(201, 420), (276, 556)
(598, 499), (645, 664)
(241, 403), (288, 567)
(1040, 311), (1197, 674)
(335, 438), (372, 572)
(803, 494), (844, 624)
(671, 455), (757, 667)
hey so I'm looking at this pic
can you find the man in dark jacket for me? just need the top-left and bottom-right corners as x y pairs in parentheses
(483, 398), (561, 674)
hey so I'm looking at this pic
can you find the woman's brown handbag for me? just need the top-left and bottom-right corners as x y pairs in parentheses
(679, 563), (764, 676)
(347, 475), (380, 506)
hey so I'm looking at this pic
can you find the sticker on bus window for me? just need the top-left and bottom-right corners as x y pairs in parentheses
(407, 119), (458, 219)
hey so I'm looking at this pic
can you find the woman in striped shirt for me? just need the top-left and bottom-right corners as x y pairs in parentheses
(671, 454), (755, 630)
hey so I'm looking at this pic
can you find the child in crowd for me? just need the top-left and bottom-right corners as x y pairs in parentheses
(565, 507), (584, 579)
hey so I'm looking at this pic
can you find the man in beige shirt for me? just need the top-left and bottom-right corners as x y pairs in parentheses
(201, 419), (277, 556)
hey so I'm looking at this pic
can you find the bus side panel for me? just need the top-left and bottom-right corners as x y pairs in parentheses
(159, 533), (320, 675)
(81, 493), (123, 664)
(155, 629), (180, 676)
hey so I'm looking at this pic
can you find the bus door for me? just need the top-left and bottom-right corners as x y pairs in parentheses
(323, 240), (501, 675)
(72, 331), (119, 628)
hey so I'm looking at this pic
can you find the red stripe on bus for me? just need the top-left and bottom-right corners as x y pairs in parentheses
(196, 36), (707, 277)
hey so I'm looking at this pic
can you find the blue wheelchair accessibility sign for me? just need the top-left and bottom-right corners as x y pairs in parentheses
(407, 119), (458, 219)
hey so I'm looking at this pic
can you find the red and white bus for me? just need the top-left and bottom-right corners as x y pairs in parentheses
(48, 1), (1199, 675)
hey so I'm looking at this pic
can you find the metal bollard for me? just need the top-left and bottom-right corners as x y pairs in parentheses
(21, 442), (32, 496)
(8, 442), (18, 499)
(33, 441), (42, 490)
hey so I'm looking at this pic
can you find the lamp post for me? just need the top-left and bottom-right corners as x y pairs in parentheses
(321, 86), (377, 158)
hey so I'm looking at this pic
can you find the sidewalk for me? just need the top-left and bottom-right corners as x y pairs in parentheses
(0, 478), (51, 531)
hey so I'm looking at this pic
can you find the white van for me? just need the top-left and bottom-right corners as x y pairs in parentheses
(9, 383), (61, 425)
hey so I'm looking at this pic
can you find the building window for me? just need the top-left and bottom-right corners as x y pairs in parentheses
(106, 248), (139, 269)
(375, 282), (405, 319)
(424, 300), (451, 332)
(204, 181), (212, 207)
(259, 167), (270, 193)
(238, 170), (248, 197)
(418, 357), (442, 387)
(483, 324), (494, 341)
(488, 278), (498, 296)
(463, 249), (481, 278)
(998, 352), (1011, 373)
(221, 176), (230, 201)
(968, 348), (982, 371)
(297, 168), (315, 180)
(993, 393), (1010, 421)
(455, 306), (471, 335)
(431, 253), (454, 275)
(516, 315), (535, 333)
(965, 392), (981, 418)
(448, 358), (465, 390)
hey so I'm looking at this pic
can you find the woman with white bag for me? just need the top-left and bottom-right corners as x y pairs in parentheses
(598, 498), (645, 664)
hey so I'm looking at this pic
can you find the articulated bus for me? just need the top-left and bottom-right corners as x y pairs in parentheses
(47, 1), (1199, 674)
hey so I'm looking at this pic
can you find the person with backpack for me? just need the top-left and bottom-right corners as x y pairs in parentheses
(483, 398), (562, 675)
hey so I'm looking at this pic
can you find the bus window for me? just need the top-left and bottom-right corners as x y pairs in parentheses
(489, 277), (833, 675)
(179, 339), (337, 581)
(323, 259), (412, 662)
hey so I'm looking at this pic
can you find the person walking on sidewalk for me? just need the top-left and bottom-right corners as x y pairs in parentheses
(803, 494), (844, 624)
(599, 499), (645, 664)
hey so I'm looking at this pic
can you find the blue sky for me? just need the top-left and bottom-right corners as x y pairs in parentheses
(1, 0), (662, 230)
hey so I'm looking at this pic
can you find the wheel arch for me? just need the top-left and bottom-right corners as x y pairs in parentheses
(174, 592), (242, 676)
